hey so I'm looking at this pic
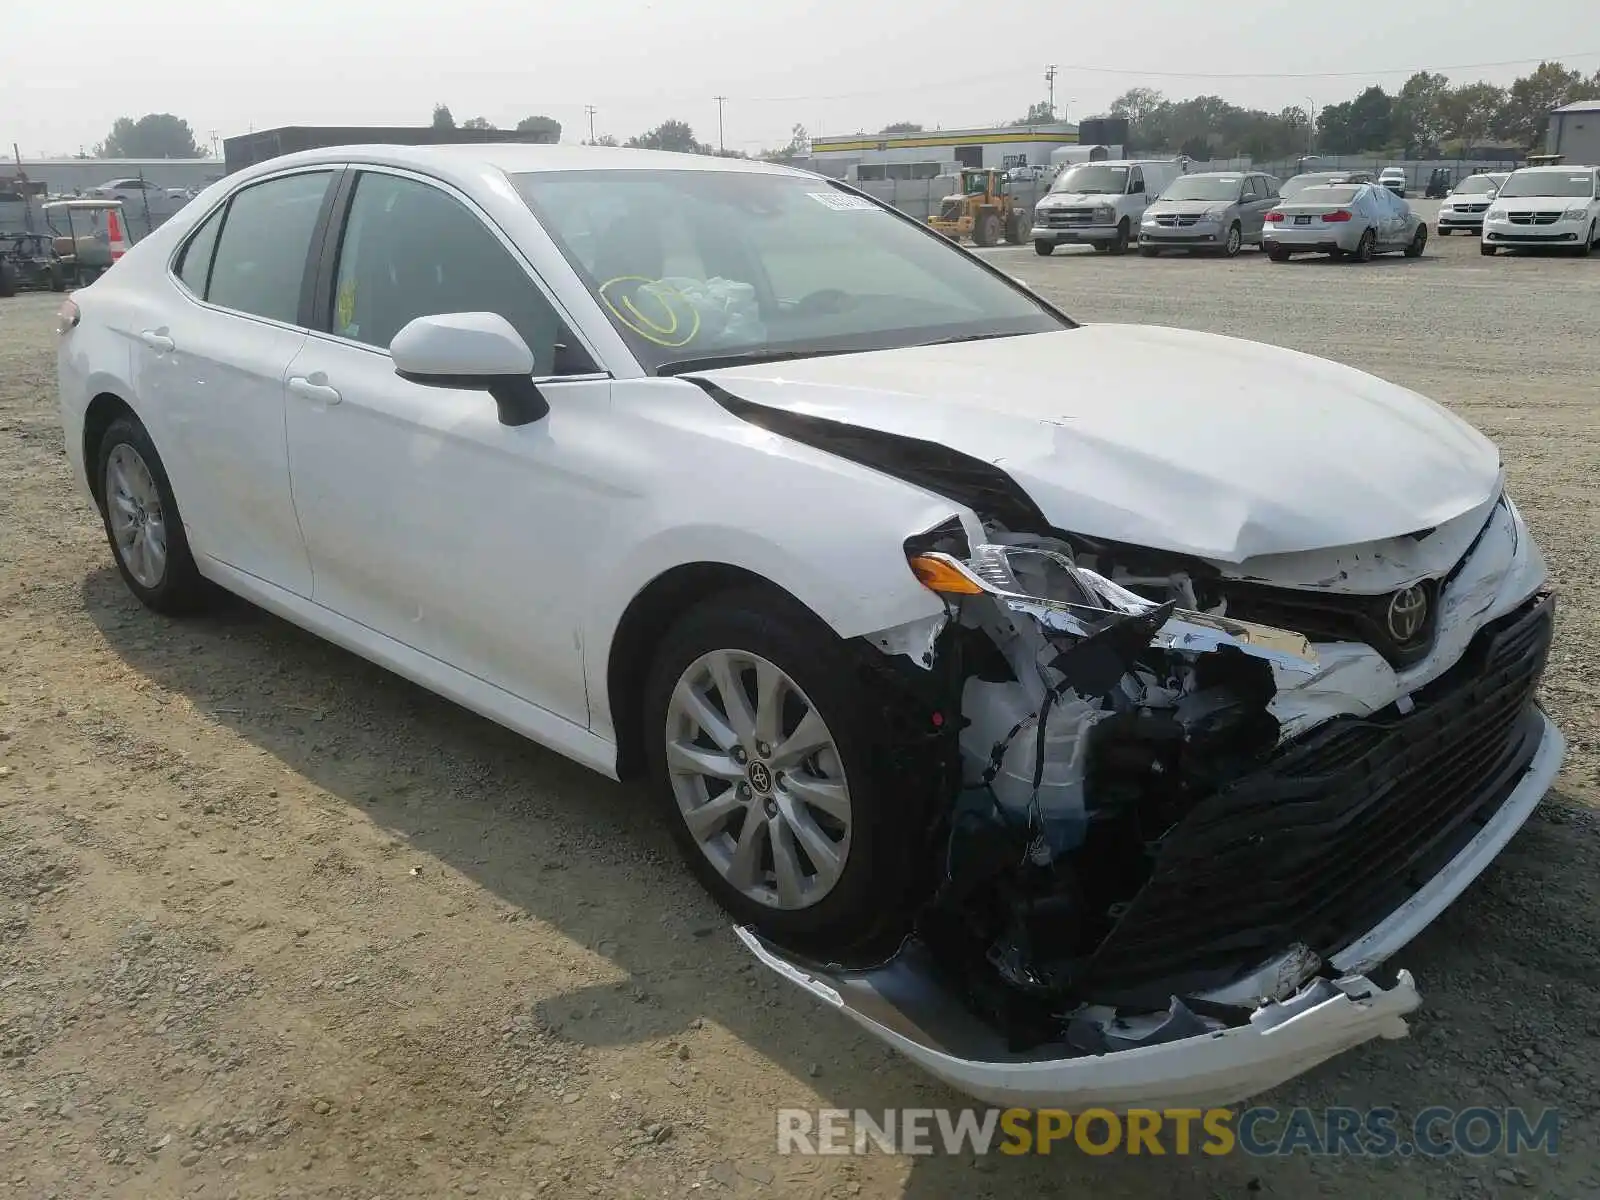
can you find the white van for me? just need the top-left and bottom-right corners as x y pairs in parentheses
(1030, 159), (1186, 255)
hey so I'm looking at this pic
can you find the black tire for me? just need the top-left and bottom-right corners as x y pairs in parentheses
(1033, 239), (1054, 256)
(1106, 219), (1131, 255)
(972, 212), (1001, 247)
(1404, 225), (1428, 258)
(1266, 244), (1291, 262)
(0, 263), (14, 299)
(642, 589), (927, 961)
(49, 263), (66, 292)
(1352, 229), (1377, 262)
(1221, 222), (1243, 258)
(1004, 211), (1028, 245)
(1437, 226), (1451, 236)
(1480, 242), (1497, 256)
(1138, 245), (1160, 257)
(94, 414), (213, 615)
(1577, 222), (1595, 258)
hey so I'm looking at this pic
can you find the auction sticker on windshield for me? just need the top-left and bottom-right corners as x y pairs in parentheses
(808, 192), (878, 211)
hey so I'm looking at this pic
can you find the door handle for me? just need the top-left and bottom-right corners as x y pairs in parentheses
(288, 375), (342, 405)
(139, 329), (174, 352)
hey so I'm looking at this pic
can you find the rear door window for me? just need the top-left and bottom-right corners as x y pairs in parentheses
(174, 207), (224, 296)
(205, 170), (334, 324)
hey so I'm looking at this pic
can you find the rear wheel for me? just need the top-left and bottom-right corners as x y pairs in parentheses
(1266, 244), (1291, 262)
(1033, 239), (1054, 256)
(643, 590), (925, 961)
(1404, 225), (1428, 257)
(95, 415), (212, 615)
(1352, 229), (1377, 262)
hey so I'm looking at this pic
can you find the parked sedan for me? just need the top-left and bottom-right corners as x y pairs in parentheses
(1436, 173), (1509, 235)
(1264, 182), (1427, 261)
(1138, 171), (1281, 256)
(1279, 169), (1377, 200)
(58, 144), (1561, 1111)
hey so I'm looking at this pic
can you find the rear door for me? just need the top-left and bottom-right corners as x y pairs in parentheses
(131, 167), (338, 596)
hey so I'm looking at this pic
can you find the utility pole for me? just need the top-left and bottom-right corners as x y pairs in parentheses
(1044, 65), (1058, 120)
(209, 129), (219, 159)
(714, 95), (727, 154)
(584, 106), (597, 143)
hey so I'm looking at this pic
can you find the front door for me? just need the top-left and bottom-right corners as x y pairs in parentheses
(283, 167), (610, 726)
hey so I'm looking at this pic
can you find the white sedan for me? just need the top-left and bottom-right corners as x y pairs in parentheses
(1264, 182), (1428, 261)
(57, 144), (1562, 1110)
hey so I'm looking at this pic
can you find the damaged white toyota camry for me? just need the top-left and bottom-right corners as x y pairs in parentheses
(58, 145), (1563, 1110)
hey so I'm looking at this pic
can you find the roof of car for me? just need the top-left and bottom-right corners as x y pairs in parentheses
(1510, 164), (1597, 174)
(238, 143), (813, 180)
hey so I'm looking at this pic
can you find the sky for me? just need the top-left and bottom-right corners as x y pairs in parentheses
(3, 0), (1597, 159)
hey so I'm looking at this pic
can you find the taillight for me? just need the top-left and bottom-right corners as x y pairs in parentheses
(56, 298), (79, 336)
(1265, 211), (1285, 222)
(1322, 210), (1352, 222)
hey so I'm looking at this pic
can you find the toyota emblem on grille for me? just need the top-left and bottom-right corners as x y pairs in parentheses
(1386, 585), (1430, 642)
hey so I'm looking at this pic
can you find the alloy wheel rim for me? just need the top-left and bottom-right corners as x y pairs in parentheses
(664, 649), (852, 911)
(105, 444), (167, 589)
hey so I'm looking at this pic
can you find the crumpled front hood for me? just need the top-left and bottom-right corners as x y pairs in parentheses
(697, 325), (1501, 563)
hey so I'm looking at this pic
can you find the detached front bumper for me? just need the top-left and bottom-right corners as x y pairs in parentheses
(736, 595), (1566, 1110)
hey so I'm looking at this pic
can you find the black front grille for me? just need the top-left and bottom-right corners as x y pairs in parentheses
(1221, 578), (1440, 668)
(1083, 592), (1555, 1003)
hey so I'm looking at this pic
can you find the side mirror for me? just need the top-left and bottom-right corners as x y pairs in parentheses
(390, 312), (548, 426)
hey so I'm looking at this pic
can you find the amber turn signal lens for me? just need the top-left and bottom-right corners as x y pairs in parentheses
(907, 554), (985, 596)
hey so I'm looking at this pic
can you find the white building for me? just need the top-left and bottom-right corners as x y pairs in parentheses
(806, 123), (1081, 180)
(1546, 100), (1600, 165)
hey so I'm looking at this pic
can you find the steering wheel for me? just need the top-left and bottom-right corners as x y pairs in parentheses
(790, 288), (854, 317)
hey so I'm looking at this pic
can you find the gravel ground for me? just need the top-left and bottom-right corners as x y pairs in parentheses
(1, 221), (1598, 1200)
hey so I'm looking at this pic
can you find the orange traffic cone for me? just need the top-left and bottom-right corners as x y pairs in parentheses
(107, 208), (129, 261)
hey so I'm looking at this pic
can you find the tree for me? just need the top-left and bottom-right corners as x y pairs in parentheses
(95, 114), (201, 159)
(879, 122), (923, 134)
(514, 115), (562, 143)
(1316, 86), (1393, 153)
(1440, 82), (1507, 147)
(432, 104), (456, 130)
(1496, 61), (1595, 147)
(1010, 101), (1056, 126)
(1109, 87), (1165, 129)
(624, 120), (712, 154)
(1395, 71), (1452, 151)
(761, 124), (811, 161)
(462, 116), (496, 130)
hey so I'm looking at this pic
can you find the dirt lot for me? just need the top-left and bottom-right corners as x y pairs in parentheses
(1, 226), (1598, 1200)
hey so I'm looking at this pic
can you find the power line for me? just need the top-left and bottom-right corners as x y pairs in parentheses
(727, 50), (1600, 103)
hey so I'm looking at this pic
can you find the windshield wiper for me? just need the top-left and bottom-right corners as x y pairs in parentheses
(656, 348), (865, 376)
(912, 331), (1037, 348)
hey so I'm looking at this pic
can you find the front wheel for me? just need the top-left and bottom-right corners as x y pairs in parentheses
(1138, 245), (1160, 257)
(1221, 223), (1242, 257)
(1033, 239), (1054, 257)
(95, 415), (213, 615)
(643, 590), (925, 961)
(1106, 220), (1131, 255)
(1480, 242), (1497, 256)
(1437, 227), (1451, 236)
(1577, 222), (1596, 257)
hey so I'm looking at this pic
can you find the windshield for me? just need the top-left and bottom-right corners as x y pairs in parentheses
(1050, 164), (1130, 195)
(1498, 171), (1596, 199)
(1452, 176), (1502, 195)
(1157, 175), (1242, 202)
(512, 169), (1068, 373)
(1293, 186), (1363, 206)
